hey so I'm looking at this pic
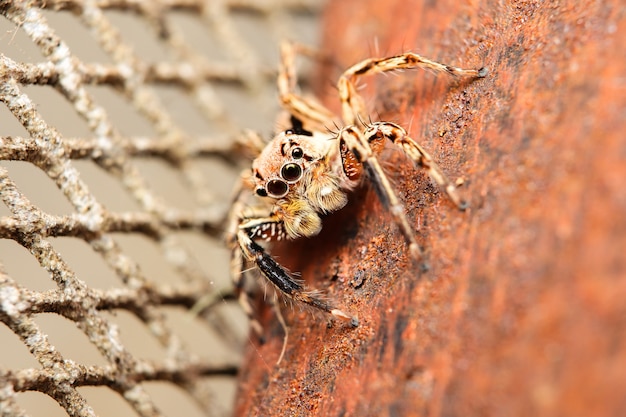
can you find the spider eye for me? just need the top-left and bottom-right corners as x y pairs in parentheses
(291, 147), (304, 159)
(280, 163), (302, 182)
(266, 179), (289, 198)
(256, 188), (267, 197)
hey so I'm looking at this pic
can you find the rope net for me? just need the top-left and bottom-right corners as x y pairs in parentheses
(0, 1), (323, 416)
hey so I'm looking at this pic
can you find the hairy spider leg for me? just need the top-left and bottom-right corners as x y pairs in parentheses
(277, 41), (336, 131)
(227, 172), (357, 334)
(337, 52), (487, 126)
(339, 122), (469, 260)
(226, 174), (265, 336)
(366, 122), (468, 210)
(339, 126), (421, 259)
(237, 228), (357, 326)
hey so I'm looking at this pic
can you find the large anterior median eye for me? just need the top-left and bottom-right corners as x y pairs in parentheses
(266, 179), (289, 198)
(280, 163), (302, 182)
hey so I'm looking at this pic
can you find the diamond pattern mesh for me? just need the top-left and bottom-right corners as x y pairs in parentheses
(0, 1), (324, 416)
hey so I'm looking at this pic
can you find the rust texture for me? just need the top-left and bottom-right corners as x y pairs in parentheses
(235, 0), (626, 416)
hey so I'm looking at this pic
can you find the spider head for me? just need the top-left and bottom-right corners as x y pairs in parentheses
(252, 130), (320, 199)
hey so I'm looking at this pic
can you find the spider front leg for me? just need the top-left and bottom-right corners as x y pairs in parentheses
(337, 52), (487, 126)
(235, 223), (357, 326)
(339, 122), (467, 260)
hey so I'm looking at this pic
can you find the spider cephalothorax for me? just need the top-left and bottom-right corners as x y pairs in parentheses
(227, 41), (486, 328)
(250, 129), (354, 240)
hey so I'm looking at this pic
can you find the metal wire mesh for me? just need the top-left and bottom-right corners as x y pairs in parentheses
(0, 1), (324, 416)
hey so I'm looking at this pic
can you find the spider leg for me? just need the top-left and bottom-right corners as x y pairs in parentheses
(234, 129), (268, 161)
(237, 228), (357, 326)
(228, 172), (357, 330)
(339, 122), (467, 260)
(339, 126), (424, 259)
(277, 40), (336, 131)
(337, 52), (487, 126)
(226, 171), (267, 336)
(365, 122), (468, 210)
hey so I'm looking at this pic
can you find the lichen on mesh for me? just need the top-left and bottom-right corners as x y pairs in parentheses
(0, 0), (324, 416)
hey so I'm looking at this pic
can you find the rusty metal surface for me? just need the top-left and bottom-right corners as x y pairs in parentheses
(234, 0), (626, 416)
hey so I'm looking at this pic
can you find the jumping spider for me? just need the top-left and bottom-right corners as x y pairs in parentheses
(227, 41), (486, 328)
